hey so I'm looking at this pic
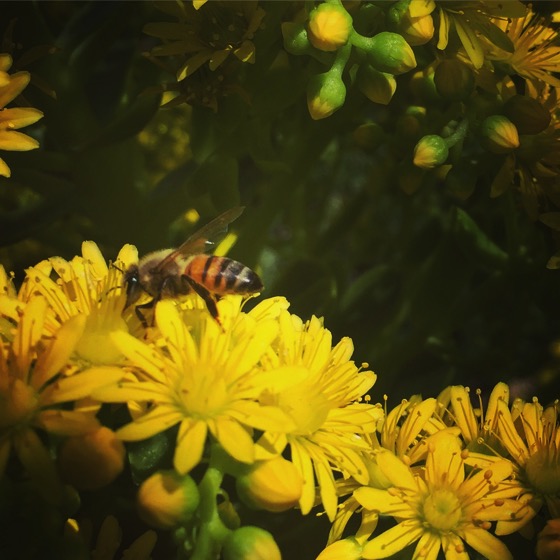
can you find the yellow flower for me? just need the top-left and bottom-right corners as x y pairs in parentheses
(93, 296), (293, 475)
(494, 397), (560, 534)
(398, 0), (435, 46)
(0, 53), (43, 178)
(21, 241), (137, 365)
(254, 310), (380, 521)
(436, 1), (527, 69)
(487, 10), (560, 89)
(354, 434), (518, 560)
(0, 296), (124, 502)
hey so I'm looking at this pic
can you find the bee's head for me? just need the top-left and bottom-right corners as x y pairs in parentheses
(123, 265), (142, 308)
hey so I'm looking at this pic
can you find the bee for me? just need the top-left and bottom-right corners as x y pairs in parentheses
(124, 206), (263, 325)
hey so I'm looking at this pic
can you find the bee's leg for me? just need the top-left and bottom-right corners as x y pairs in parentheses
(134, 299), (156, 327)
(182, 275), (221, 325)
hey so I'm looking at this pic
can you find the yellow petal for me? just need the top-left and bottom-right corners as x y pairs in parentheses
(291, 439), (315, 515)
(437, 8), (449, 50)
(93, 381), (174, 404)
(0, 107), (43, 129)
(0, 129), (39, 151)
(33, 314), (86, 390)
(209, 48), (230, 70)
(376, 449), (417, 491)
(0, 71), (30, 108)
(0, 54), (13, 72)
(413, 532), (441, 560)
(496, 399), (529, 463)
(449, 386), (478, 441)
(82, 241), (109, 277)
(13, 296), (47, 382)
(463, 526), (513, 560)
(36, 409), (100, 436)
(118, 406), (183, 441)
(0, 156), (10, 177)
(111, 331), (167, 383)
(39, 367), (125, 406)
(354, 487), (411, 517)
(174, 418), (207, 474)
(453, 15), (484, 69)
(210, 417), (254, 464)
(315, 453), (338, 521)
(362, 520), (424, 559)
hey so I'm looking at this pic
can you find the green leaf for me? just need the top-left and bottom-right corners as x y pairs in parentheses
(452, 207), (508, 268)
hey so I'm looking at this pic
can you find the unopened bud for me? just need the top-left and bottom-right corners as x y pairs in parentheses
(434, 59), (474, 101)
(352, 122), (385, 150)
(223, 526), (281, 560)
(503, 95), (551, 135)
(137, 470), (200, 529)
(308, 3), (353, 52)
(362, 32), (416, 75)
(399, 12), (434, 46)
(413, 135), (449, 168)
(356, 65), (396, 105)
(236, 457), (303, 512)
(58, 427), (125, 490)
(307, 72), (346, 120)
(481, 115), (519, 153)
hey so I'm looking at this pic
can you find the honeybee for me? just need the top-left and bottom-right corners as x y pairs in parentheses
(124, 206), (263, 325)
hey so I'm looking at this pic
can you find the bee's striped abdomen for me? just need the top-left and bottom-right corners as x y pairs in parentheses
(184, 255), (263, 295)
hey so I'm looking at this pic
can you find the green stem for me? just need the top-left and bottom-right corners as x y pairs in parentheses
(443, 119), (469, 148)
(329, 41), (352, 77)
(190, 457), (229, 560)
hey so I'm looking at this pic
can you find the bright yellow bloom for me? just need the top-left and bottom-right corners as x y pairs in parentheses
(0, 54), (43, 177)
(93, 296), (293, 475)
(0, 296), (124, 502)
(494, 397), (560, 535)
(355, 434), (518, 560)
(254, 310), (380, 521)
(21, 241), (137, 365)
(488, 10), (560, 88)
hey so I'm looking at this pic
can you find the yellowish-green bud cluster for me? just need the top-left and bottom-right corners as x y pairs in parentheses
(481, 115), (520, 153)
(137, 470), (200, 529)
(308, 3), (353, 52)
(413, 135), (449, 169)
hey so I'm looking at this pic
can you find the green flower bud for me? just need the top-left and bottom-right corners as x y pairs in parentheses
(352, 122), (385, 151)
(308, 3), (353, 52)
(356, 64), (396, 105)
(236, 457), (303, 513)
(358, 31), (416, 75)
(409, 65), (440, 102)
(281, 22), (311, 56)
(434, 59), (474, 101)
(413, 135), (449, 168)
(137, 470), (200, 529)
(307, 72), (346, 120)
(503, 95), (551, 135)
(481, 115), (519, 153)
(223, 526), (281, 560)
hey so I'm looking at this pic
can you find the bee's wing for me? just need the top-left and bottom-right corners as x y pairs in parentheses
(154, 206), (245, 272)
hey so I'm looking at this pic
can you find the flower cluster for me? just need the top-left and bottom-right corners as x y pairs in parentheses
(0, 241), (379, 558)
(319, 384), (560, 560)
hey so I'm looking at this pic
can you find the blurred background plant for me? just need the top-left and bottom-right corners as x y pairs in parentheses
(1, 0), (560, 558)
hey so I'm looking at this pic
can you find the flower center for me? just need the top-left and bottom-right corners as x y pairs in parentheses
(422, 488), (463, 532)
(525, 447), (560, 496)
